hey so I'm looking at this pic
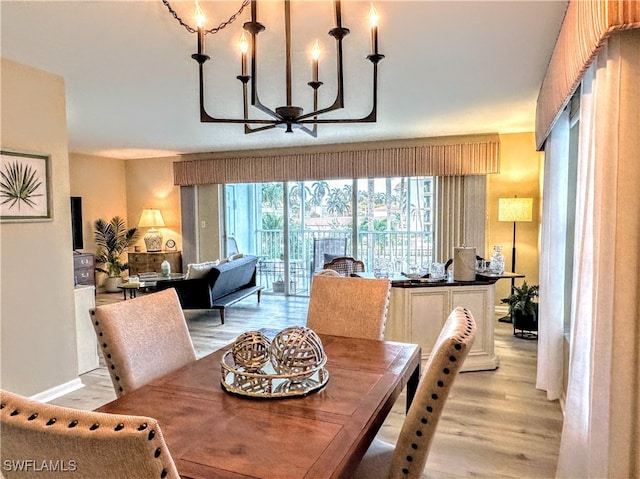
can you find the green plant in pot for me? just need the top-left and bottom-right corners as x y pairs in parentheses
(501, 281), (539, 338)
(94, 216), (139, 292)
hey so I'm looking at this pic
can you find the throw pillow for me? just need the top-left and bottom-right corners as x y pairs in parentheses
(185, 260), (220, 280)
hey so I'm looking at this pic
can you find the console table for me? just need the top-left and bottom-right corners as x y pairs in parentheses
(128, 251), (182, 276)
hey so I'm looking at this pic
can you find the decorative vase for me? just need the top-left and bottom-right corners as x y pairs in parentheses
(161, 260), (171, 277)
(104, 276), (122, 293)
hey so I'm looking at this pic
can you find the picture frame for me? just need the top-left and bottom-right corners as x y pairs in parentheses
(1, 150), (52, 222)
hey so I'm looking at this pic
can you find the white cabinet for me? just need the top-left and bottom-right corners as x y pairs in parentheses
(386, 283), (499, 372)
(75, 285), (98, 375)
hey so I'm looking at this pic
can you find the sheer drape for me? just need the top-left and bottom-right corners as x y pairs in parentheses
(536, 108), (570, 402)
(556, 30), (640, 478)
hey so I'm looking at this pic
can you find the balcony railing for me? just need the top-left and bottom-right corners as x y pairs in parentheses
(254, 228), (433, 295)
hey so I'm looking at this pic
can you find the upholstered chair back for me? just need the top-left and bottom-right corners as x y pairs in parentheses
(306, 275), (391, 340)
(389, 306), (476, 478)
(0, 390), (179, 478)
(91, 288), (196, 397)
(323, 256), (366, 276)
(353, 306), (476, 479)
(314, 269), (341, 277)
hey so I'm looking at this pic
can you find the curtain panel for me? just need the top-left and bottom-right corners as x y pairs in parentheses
(556, 31), (640, 479)
(535, 0), (640, 149)
(536, 108), (570, 402)
(172, 135), (500, 186)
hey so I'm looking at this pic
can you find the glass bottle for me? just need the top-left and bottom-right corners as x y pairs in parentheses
(489, 245), (505, 274)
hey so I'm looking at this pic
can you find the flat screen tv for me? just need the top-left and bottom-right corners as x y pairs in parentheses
(70, 196), (83, 251)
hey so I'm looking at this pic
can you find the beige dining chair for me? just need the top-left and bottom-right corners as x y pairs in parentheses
(90, 288), (196, 397)
(0, 389), (180, 479)
(352, 307), (477, 479)
(306, 275), (391, 340)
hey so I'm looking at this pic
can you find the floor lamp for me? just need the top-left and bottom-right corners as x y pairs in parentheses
(498, 197), (533, 322)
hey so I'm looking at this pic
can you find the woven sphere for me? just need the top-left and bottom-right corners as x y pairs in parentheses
(270, 326), (325, 381)
(231, 331), (271, 372)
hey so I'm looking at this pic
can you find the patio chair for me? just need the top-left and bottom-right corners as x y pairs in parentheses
(306, 275), (391, 340)
(0, 389), (180, 478)
(90, 288), (196, 397)
(323, 256), (365, 276)
(226, 236), (239, 256)
(311, 237), (347, 275)
(352, 307), (477, 479)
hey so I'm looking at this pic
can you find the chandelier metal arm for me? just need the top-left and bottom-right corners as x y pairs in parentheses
(179, 0), (384, 135)
(298, 59), (382, 124)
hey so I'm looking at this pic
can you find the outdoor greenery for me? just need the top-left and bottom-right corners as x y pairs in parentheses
(94, 216), (139, 277)
(251, 177), (434, 268)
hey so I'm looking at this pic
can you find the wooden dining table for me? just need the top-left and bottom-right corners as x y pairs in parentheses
(97, 333), (420, 479)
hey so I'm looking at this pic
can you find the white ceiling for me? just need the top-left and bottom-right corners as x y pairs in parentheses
(1, 1), (567, 159)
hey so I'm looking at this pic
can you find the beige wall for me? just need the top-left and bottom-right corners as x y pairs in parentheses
(0, 58), (78, 396)
(489, 132), (543, 307)
(125, 157), (182, 254)
(69, 153), (128, 261)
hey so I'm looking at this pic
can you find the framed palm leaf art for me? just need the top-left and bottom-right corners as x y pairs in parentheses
(1, 150), (52, 222)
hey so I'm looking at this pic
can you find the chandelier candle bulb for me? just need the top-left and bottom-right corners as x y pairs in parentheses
(334, 0), (342, 28)
(369, 4), (379, 55)
(311, 40), (320, 82)
(239, 32), (249, 76)
(194, 1), (205, 55)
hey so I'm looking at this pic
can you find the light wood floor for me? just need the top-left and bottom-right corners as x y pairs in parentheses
(53, 291), (563, 478)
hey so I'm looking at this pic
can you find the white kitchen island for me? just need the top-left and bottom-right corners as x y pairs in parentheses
(383, 276), (500, 372)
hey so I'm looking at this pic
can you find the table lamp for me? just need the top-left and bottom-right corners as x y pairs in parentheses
(138, 208), (165, 252)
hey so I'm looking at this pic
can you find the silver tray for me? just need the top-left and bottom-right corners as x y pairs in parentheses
(220, 349), (329, 399)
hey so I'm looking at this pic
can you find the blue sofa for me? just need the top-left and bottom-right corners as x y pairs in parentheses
(155, 255), (263, 324)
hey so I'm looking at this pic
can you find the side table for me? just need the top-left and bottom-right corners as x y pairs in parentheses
(118, 274), (186, 300)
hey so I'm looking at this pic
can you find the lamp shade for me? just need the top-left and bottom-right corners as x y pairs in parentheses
(138, 209), (165, 228)
(498, 198), (533, 222)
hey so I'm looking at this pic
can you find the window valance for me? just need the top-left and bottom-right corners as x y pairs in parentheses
(173, 134), (500, 186)
(535, 0), (640, 149)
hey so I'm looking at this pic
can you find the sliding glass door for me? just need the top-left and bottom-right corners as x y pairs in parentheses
(224, 176), (433, 296)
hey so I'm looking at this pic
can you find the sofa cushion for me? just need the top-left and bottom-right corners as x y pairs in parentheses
(185, 260), (219, 280)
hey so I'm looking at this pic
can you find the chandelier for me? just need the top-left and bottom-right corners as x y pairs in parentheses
(162, 0), (384, 136)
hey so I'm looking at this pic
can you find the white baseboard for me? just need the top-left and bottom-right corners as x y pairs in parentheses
(30, 378), (84, 403)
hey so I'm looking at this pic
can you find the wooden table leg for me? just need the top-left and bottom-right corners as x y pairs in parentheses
(406, 362), (420, 413)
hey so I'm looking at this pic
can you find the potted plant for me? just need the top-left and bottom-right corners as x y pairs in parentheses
(501, 281), (539, 338)
(94, 216), (139, 292)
